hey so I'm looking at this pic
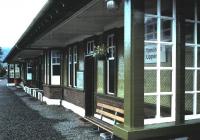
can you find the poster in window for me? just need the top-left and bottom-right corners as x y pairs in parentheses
(144, 45), (166, 64)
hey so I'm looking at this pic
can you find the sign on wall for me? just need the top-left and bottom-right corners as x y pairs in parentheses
(144, 45), (166, 64)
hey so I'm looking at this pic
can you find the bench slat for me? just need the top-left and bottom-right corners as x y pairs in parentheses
(96, 109), (124, 123)
(97, 103), (124, 114)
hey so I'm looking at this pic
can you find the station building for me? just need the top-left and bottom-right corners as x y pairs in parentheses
(4, 0), (200, 139)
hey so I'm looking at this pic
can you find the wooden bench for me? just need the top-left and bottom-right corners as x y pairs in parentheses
(96, 102), (124, 125)
(84, 101), (124, 133)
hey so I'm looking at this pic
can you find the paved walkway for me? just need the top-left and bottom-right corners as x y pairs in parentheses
(0, 79), (100, 140)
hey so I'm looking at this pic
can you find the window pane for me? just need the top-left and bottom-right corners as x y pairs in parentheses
(108, 60), (115, 93)
(185, 46), (194, 67)
(160, 70), (172, 92)
(144, 96), (156, 119)
(197, 93), (200, 114)
(161, 19), (172, 42)
(53, 65), (60, 76)
(185, 94), (193, 115)
(198, 24), (200, 44)
(144, 70), (157, 93)
(160, 45), (172, 67)
(161, 0), (172, 17)
(70, 64), (73, 86)
(198, 48), (200, 67)
(185, 70), (194, 91)
(145, 0), (157, 15)
(185, 22), (195, 43)
(28, 68), (32, 73)
(144, 43), (157, 67)
(97, 61), (105, 94)
(160, 95), (171, 117)
(145, 17), (157, 41)
(197, 71), (200, 91)
(198, 1), (200, 21)
(185, 0), (195, 20)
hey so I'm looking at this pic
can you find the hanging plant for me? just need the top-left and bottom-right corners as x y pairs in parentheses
(93, 44), (107, 58)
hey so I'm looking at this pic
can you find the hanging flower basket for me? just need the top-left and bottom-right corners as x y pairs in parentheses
(93, 44), (107, 59)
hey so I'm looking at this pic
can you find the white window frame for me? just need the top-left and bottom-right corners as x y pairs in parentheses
(73, 47), (77, 87)
(86, 40), (95, 55)
(51, 50), (60, 85)
(68, 48), (72, 87)
(185, 1), (200, 120)
(107, 34), (115, 95)
(27, 63), (32, 80)
(144, 0), (176, 125)
(9, 64), (15, 78)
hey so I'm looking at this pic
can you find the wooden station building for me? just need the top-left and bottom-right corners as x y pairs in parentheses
(4, 0), (200, 139)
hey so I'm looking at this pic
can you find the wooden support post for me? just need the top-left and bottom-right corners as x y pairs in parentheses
(175, 0), (186, 125)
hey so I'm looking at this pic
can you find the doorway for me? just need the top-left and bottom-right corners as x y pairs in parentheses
(84, 56), (95, 116)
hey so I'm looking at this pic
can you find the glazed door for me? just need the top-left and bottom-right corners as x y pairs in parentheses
(84, 56), (95, 116)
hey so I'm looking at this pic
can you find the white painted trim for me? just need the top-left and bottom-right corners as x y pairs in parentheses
(43, 96), (61, 105)
(144, 117), (174, 125)
(38, 92), (43, 102)
(6, 83), (15, 86)
(61, 100), (85, 117)
(185, 114), (200, 120)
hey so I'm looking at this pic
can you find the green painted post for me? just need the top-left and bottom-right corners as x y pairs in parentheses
(124, 0), (144, 128)
(175, 0), (186, 125)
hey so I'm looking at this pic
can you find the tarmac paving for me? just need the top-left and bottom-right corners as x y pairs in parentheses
(0, 79), (100, 140)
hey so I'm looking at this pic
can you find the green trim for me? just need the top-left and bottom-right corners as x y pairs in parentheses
(114, 120), (200, 140)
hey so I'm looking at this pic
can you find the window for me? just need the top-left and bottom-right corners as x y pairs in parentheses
(144, 0), (176, 124)
(185, 1), (200, 120)
(51, 50), (61, 85)
(68, 46), (79, 88)
(27, 63), (32, 80)
(86, 41), (95, 55)
(9, 64), (14, 78)
(107, 34), (115, 95)
(15, 64), (20, 78)
(68, 48), (73, 86)
(73, 47), (78, 87)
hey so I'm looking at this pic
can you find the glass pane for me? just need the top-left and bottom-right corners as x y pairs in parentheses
(161, 19), (172, 42)
(198, 1), (200, 21)
(53, 65), (60, 76)
(108, 60), (115, 93)
(160, 45), (172, 67)
(198, 24), (200, 44)
(144, 43), (157, 67)
(197, 71), (200, 91)
(145, 17), (157, 41)
(144, 70), (157, 93)
(198, 48), (200, 67)
(161, 0), (172, 17)
(185, 70), (194, 91)
(145, 0), (157, 15)
(144, 96), (156, 119)
(185, 22), (195, 44)
(185, 46), (194, 67)
(185, 0), (195, 20)
(160, 95), (171, 117)
(97, 61), (105, 94)
(160, 70), (172, 92)
(197, 93), (200, 114)
(185, 94), (193, 115)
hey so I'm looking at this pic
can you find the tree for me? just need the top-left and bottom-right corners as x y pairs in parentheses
(0, 47), (6, 77)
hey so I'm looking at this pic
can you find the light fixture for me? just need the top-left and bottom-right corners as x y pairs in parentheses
(105, 0), (120, 10)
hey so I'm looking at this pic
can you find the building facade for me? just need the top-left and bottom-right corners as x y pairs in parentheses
(4, 0), (200, 139)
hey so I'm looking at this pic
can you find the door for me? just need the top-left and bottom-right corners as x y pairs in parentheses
(84, 56), (95, 116)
